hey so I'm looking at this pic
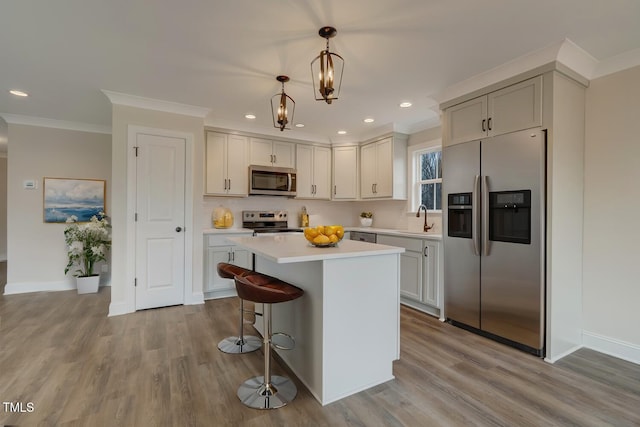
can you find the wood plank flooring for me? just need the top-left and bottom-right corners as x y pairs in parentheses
(1, 287), (638, 426)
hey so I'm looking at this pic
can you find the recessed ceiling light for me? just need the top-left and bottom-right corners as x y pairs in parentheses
(363, 118), (375, 123)
(9, 89), (29, 97)
(337, 130), (347, 135)
(399, 102), (412, 108)
(245, 114), (256, 119)
(295, 123), (305, 128)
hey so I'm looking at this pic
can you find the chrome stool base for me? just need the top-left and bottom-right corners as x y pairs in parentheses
(217, 335), (261, 354)
(237, 375), (297, 409)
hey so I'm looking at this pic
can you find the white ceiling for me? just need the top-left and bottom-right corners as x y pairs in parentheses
(1, 0), (640, 145)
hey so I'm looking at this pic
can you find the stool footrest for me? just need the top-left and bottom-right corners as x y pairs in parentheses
(271, 332), (295, 351)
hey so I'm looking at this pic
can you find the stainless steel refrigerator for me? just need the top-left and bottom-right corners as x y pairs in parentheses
(443, 128), (545, 356)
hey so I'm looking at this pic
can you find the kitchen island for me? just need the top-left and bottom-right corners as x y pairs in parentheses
(227, 234), (404, 405)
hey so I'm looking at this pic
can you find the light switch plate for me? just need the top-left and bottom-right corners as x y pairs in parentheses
(23, 179), (37, 190)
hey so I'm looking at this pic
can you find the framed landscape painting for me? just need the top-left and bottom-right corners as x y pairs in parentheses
(43, 178), (106, 223)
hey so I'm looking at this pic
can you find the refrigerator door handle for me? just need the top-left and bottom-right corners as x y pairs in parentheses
(472, 175), (481, 256)
(482, 175), (490, 256)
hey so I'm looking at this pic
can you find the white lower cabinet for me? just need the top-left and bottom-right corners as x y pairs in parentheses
(204, 233), (253, 299)
(377, 234), (442, 318)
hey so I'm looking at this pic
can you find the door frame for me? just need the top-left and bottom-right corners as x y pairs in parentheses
(126, 125), (195, 312)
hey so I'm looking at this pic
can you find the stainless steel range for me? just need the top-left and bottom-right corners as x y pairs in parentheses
(242, 210), (303, 234)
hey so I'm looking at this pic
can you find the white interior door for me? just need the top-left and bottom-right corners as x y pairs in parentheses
(135, 133), (186, 310)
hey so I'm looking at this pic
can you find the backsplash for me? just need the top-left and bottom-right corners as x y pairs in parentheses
(202, 197), (442, 233)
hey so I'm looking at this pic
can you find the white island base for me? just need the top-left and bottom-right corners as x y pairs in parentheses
(228, 235), (403, 406)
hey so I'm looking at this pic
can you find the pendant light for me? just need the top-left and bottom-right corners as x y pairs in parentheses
(271, 75), (295, 131)
(311, 26), (344, 104)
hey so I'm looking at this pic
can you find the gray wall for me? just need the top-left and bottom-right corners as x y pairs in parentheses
(5, 124), (111, 291)
(583, 65), (640, 354)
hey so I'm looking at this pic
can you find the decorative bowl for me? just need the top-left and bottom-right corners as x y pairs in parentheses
(303, 225), (345, 247)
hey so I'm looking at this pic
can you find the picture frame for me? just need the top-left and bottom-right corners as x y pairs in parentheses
(43, 178), (106, 223)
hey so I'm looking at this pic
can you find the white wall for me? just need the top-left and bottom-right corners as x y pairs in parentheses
(5, 124), (111, 293)
(0, 155), (7, 261)
(583, 65), (640, 362)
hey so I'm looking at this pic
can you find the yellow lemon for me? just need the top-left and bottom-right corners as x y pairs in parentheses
(316, 225), (325, 235)
(324, 225), (336, 237)
(329, 234), (339, 243)
(304, 227), (319, 239)
(336, 228), (344, 239)
(313, 234), (331, 245)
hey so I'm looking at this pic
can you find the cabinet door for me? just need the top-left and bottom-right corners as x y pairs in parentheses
(312, 146), (331, 199)
(332, 146), (357, 199)
(360, 142), (377, 198)
(272, 141), (295, 168)
(225, 135), (248, 196)
(422, 241), (439, 307)
(249, 138), (274, 166)
(400, 250), (423, 301)
(204, 246), (233, 292)
(488, 76), (542, 137)
(231, 247), (252, 270)
(295, 144), (314, 198)
(205, 132), (227, 195)
(374, 138), (393, 198)
(445, 96), (487, 146)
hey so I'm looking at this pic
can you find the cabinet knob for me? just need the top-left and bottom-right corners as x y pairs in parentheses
(176, 226), (183, 232)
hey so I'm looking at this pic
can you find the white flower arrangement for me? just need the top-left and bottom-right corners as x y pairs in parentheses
(64, 212), (111, 277)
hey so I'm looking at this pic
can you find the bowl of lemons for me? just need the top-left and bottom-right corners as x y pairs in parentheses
(303, 225), (345, 247)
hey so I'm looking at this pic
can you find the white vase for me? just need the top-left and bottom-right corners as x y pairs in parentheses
(360, 217), (373, 227)
(76, 275), (100, 294)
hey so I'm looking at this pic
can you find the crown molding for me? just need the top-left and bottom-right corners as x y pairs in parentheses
(102, 90), (210, 118)
(0, 113), (111, 134)
(435, 39), (596, 106)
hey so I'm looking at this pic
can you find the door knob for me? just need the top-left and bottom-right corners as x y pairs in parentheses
(176, 227), (182, 232)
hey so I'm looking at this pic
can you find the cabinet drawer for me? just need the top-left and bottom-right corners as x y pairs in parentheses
(378, 235), (423, 252)
(206, 233), (251, 247)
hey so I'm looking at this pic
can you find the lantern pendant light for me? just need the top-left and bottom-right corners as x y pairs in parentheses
(271, 75), (295, 131)
(311, 26), (344, 104)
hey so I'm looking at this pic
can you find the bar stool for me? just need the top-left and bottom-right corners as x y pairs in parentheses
(216, 263), (261, 354)
(234, 273), (304, 409)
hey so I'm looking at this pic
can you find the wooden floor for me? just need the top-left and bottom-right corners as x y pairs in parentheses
(1, 287), (639, 426)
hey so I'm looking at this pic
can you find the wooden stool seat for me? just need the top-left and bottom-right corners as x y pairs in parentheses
(234, 273), (304, 305)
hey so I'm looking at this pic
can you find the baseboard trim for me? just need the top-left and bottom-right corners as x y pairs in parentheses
(4, 280), (74, 295)
(582, 330), (640, 365)
(4, 279), (111, 295)
(186, 292), (205, 305)
(544, 344), (583, 364)
(108, 301), (133, 317)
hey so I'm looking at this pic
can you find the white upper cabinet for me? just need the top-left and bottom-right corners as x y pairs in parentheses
(360, 135), (407, 200)
(205, 132), (248, 196)
(249, 138), (295, 168)
(332, 145), (358, 200)
(296, 144), (331, 199)
(445, 76), (542, 146)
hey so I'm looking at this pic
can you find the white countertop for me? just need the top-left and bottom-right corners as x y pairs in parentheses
(227, 234), (404, 264)
(347, 227), (442, 240)
(203, 227), (254, 234)
(202, 226), (442, 240)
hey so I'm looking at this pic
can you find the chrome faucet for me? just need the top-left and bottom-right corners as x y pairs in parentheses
(416, 205), (434, 232)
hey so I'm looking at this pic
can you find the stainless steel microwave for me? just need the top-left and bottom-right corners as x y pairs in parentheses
(248, 165), (297, 197)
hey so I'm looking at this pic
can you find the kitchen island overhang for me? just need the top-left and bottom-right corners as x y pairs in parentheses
(227, 234), (404, 405)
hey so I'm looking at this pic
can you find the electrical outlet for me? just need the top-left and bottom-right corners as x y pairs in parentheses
(101, 264), (108, 273)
